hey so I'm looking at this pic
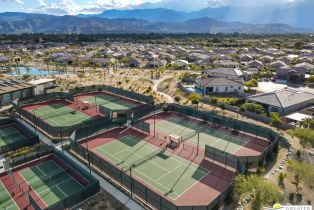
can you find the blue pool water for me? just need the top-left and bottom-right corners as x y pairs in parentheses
(9, 66), (63, 76)
(186, 86), (203, 94)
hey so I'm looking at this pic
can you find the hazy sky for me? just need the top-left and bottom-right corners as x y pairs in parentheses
(0, 0), (301, 15)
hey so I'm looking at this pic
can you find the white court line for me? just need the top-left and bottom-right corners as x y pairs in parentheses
(93, 134), (210, 199)
(156, 164), (182, 182)
(18, 171), (49, 208)
(0, 181), (19, 210)
(133, 168), (180, 197)
(37, 178), (72, 196)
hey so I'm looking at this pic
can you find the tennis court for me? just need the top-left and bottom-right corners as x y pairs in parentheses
(0, 126), (27, 148)
(150, 115), (251, 155)
(0, 181), (19, 210)
(79, 93), (138, 111)
(29, 103), (92, 127)
(93, 134), (209, 200)
(19, 160), (84, 208)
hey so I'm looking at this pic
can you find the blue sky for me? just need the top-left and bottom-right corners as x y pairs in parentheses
(0, 0), (299, 15)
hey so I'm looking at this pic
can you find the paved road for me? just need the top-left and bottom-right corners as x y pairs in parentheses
(255, 81), (314, 94)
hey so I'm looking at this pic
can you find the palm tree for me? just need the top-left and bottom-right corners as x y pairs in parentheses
(300, 118), (312, 128)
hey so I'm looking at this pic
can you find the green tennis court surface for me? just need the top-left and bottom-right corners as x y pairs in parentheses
(0, 126), (26, 147)
(20, 160), (84, 207)
(94, 134), (209, 200)
(31, 103), (91, 127)
(155, 116), (249, 155)
(81, 93), (137, 111)
(0, 181), (19, 210)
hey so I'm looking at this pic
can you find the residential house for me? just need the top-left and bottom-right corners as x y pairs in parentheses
(205, 68), (244, 80)
(243, 68), (259, 81)
(246, 89), (314, 115)
(294, 62), (314, 73)
(260, 55), (274, 64)
(196, 77), (244, 95)
(127, 58), (146, 68)
(276, 66), (305, 83)
(188, 53), (210, 63)
(171, 60), (189, 70)
(240, 54), (254, 63)
(269, 60), (287, 69)
(213, 60), (240, 68)
(146, 60), (167, 69)
(247, 60), (264, 69)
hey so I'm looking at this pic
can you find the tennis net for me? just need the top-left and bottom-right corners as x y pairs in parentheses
(181, 127), (207, 143)
(29, 170), (66, 190)
(126, 145), (167, 169)
(36, 108), (78, 120)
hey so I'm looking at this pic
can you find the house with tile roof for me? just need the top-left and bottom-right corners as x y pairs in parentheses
(196, 77), (244, 95)
(246, 88), (314, 115)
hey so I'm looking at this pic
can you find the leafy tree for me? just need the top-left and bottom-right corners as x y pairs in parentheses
(308, 76), (314, 83)
(245, 79), (258, 88)
(174, 96), (181, 102)
(294, 41), (304, 49)
(234, 175), (283, 208)
(240, 103), (264, 114)
(270, 112), (282, 127)
(188, 93), (201, 107)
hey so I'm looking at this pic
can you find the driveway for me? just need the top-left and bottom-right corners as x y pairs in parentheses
(255, 81), (314, 94)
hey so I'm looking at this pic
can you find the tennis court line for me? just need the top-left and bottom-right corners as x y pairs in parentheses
(156, 164), (182, 182)
(97, 134), (209, 173)
(0, 181), (19, 210)
(96, 146), (169, 173)
(37, 178), (72, 196)
(92, 134), (211, 199)
(158, 117), (250, 154)
(133, 168), (180, 197)
(18, 171), (48, 208)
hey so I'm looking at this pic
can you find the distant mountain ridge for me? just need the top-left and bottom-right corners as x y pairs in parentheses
(84, 1), (314, 30)
(0, 12), (309, 34)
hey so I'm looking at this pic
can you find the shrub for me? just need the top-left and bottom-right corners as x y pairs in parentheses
(174, 96), (181, 102)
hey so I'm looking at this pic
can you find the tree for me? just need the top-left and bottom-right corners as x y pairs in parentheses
(240, 103), (264, 114)
(174, 96), (181, 102)
(270, 112), (282, 127)
(187, 93), (201, 107)
(294, 41), (304, 49)
(234, 175), (283, 208)
(308, 76), (314, 83)
(300, 118), (312, 129)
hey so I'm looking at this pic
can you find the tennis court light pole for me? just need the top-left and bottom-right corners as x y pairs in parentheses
(130, 165), (134, 198)
(197, 131), (200, 155)
(32, 109), (37, 133)
(154, 113), (156, 137)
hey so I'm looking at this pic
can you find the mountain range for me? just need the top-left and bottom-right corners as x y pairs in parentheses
(0, 7), (311, 34)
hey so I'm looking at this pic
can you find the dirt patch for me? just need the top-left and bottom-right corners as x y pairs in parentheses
(75, 189), (130, 210)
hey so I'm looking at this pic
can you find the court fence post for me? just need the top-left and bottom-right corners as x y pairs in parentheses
(197, 132), (200, 155)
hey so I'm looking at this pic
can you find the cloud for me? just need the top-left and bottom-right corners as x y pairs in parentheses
(35, 0), (81, 15)
(0, 0), (23, 3)
(80, 0), (157, 14)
